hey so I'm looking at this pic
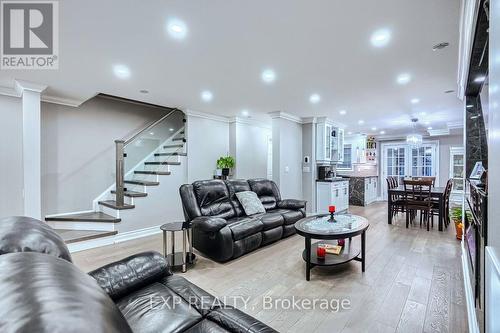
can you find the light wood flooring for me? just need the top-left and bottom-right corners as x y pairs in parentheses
(73, 202), (467, 333)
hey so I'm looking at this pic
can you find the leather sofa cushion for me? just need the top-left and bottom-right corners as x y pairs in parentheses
(161, 275), (221, 316)
(117, 282), (202, 333)
(255, 212), (284, 230)
(208, 307), (278, 333)
(248, 179), (281, 210)
(193, 180), (235, 219)
(0, 216), (72, 262)
(185, 319), (231, 332)
(226, 217), (263, 240)
(89, 251), (170, 301)
(0, 252), (132, 333)
(225, 179), (251, 217)
(233, 233), (262, 259)
(267, 209), (305, 225)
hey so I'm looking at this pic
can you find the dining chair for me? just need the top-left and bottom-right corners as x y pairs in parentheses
(428, 179), (453, 228)
(403, 179), (433, 230)
(387, 177), (405, 219)
(412, 176), (436, 187)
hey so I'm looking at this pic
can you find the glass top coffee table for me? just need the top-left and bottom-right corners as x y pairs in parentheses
(295, 214), (369, 281)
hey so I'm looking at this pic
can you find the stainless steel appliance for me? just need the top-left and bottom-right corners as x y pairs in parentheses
(318, 165), (334, 180)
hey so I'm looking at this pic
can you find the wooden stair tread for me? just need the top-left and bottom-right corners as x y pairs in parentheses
(98, 200), (135, 210)
(45, 212), (121, 223)
(164, 144), (184, 148)
(144, 161), (181, 165)
(124, 179), (160, 186)
(111, 190), (147, 197)
(54, 229), (118, 244)
(154, 152), (187, 156)
(134, 170), (171, 175)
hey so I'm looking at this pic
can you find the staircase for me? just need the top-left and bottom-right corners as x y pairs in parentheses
(45, 109), (186, 250)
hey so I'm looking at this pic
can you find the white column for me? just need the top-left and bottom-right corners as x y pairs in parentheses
(16, 80), (47, 219)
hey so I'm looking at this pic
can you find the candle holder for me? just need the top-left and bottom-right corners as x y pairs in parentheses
(328, 205), (336, 222)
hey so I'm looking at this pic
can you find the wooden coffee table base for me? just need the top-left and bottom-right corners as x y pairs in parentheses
(303, 231), (366, 281)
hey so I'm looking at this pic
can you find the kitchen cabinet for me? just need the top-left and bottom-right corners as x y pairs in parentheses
(347, 176), (378, 206)
(316, 180), (349, 213)
(316, 118), (344, 163)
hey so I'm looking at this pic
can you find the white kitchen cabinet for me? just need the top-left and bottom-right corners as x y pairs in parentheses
(364, 177), (378, 205)
(316, 180), (349, 213)
(316, 118), (344, 163)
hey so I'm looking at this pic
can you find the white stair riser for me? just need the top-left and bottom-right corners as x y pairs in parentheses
(153, 155), (181, 162)
(99, 205), (121, 218)
(46, 221), (115, 231)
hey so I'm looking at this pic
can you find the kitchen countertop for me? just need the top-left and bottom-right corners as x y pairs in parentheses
(316, 178), (349, 182)
(337, 175), (378, 179)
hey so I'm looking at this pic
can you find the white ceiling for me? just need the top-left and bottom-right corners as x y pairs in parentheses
(0, 0), (464, 136)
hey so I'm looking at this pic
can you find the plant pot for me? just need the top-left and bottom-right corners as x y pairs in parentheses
(454, 219), (463, 240)
(222, 168), (230, 176)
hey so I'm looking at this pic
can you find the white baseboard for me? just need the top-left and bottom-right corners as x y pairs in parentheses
(68, 224), (163, 253)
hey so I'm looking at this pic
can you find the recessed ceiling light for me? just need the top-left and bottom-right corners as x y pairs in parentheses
(339, 110), (347, 115)
(424, 121), (430, 125)
(139, 89), (149, 94)
(370, 28), (391, 47)
(419, 112), (427, 116)
(150, 132), (154, 135)
(396, 73), (411, 85)
(169, 128), (174, 132)
(201, 90), (213, 102)
(261, 69), (276, 83)
(241, 109), (250, 117)
(380, 130), (386, 135)
(358, 120), (365, 125)
(113, 64), (131, 79)
(466, 104), (474, 108)
(474, 76), (486, 83)
(371, 127), (377, 131)
(411, 98), (420, 104)
(167, 18), (188, 39)
(427, 127), (433, 130)
(347, 131), (353, 135)
(309, 94), (321, 104)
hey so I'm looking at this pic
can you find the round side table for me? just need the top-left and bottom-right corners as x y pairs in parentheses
(160, 222), (196, 272)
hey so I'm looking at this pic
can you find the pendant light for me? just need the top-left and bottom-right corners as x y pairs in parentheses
(406, 118), (423, 147)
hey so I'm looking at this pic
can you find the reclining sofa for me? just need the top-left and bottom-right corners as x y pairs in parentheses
(180, 178), (306, 262)
(0, 216), (277, 333)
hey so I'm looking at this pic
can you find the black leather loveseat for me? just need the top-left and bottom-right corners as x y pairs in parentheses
(0, 216), (277, 333)
(180, 179), (306, 262)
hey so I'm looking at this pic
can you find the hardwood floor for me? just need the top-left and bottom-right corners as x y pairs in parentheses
(72, 202), (467, 333)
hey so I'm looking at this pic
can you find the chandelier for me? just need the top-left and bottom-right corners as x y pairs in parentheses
(406, 118), (423, 147)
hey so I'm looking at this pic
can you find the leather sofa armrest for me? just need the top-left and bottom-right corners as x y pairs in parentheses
(191, 216), (227, 233)
(89, 251), (170, 301)
(277, 199), (307, 210)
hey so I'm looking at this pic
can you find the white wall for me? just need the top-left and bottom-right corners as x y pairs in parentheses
(0, 95), (24, 218)
(272, 116), (303, 199)
(229, 120), (271, 179)
(437, 134), (464, 187)
(301, 122), (315, 212)
(186, 113), (229, 182)
(41, 96), (169, 216)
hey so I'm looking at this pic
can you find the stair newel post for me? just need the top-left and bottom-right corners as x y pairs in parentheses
(115, 140), (125, 207)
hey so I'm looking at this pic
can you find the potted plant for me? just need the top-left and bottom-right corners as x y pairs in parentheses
(450, 207), (471, 240)
(216, 156), (235, 176)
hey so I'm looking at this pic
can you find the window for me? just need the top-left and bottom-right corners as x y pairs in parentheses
(338, 144), (352, 169)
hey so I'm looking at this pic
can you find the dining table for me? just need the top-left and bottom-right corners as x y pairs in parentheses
(387, 186), (446, 231)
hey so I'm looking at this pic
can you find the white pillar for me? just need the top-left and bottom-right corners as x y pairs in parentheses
(16, 80), (47, 219)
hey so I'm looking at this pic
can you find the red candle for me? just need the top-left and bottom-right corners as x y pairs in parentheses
(338, 239), (345, 246)
(317, 246), (326, 258)
(328, 205), (336, 213)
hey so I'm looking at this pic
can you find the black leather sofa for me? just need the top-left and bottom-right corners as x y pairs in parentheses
(0, 216), (277, 333)
(180, 179), (306, 262)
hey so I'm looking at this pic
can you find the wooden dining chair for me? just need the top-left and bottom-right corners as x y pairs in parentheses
(412, 176), (436, 187)
(387, 177), (405, 219)
(428, 179), (453, 228)
(403, 179), (433, 230)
